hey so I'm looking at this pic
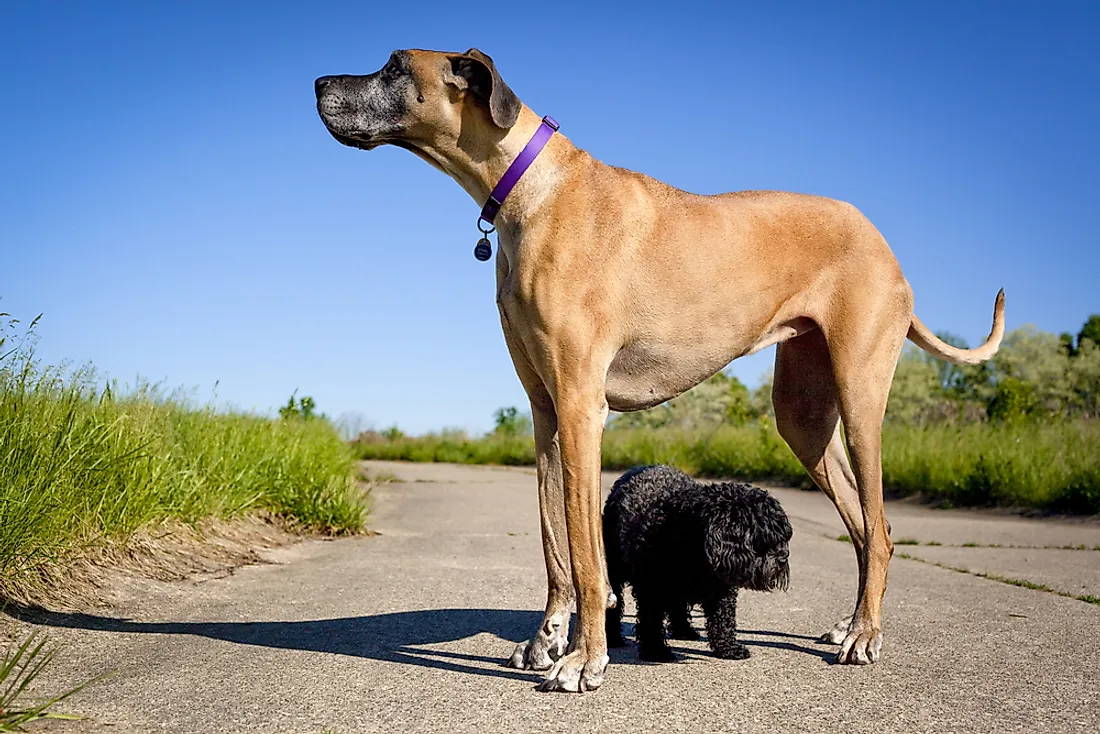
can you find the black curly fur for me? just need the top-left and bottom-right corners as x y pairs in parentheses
(604, 465), (792, 662)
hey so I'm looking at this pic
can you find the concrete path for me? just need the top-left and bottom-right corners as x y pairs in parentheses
(20, 461), (1100, 733)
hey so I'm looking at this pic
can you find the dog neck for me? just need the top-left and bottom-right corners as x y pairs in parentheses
(408, 107), (578, 256)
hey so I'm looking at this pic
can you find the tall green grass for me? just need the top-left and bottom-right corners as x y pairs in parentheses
(353, 420), (1100, 513)
(0, 357), (364, 601)
(354, 430), (536, 466)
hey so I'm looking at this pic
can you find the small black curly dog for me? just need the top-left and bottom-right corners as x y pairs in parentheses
(604, 465), (792, 662)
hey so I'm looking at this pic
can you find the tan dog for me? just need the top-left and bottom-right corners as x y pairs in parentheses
(316, 48), (1004, 692)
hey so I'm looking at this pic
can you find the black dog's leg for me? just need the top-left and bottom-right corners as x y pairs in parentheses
(634, 586), (674, 662)
(703, 589), (750, 660)
(605, 595), (626, 648)
(603, 509), (626, 648)
(667, 602), (700, 641)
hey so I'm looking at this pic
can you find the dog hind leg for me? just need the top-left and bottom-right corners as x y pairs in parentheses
(633, 584), (675, 662)
(773, 329), (867, 645)
(824, 288), (910, 664)
(667, 602), (700, 641)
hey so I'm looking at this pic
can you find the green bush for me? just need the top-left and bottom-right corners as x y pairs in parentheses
(987, 378), (1040, 423)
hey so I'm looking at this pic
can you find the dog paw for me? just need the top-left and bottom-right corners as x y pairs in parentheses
(819, 614), (853, 645)
(507, 634), (567, 671)
(713, 642), (751, 660)
(638, 644), (675, 663)
(507, 612), (569, 670)
(536, 649), (610, 693)
(836, 624), (883, 665)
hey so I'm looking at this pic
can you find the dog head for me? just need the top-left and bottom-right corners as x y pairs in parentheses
(315, 48), (521, 160)
(703, 488), (792, 592)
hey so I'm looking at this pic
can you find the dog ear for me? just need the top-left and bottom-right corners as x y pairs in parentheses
(703, 508), (751, 579)
(445, 48), (521, 129)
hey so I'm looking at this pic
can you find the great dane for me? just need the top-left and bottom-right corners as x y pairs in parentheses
(315, 48), (1004, 692)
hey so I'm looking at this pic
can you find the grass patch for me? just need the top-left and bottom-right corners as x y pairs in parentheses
(880, 421), (1100, 514)
(836, 534), (852, 544)
(354, 430), (536, 467)
(895, 538), (920, 546)
(984, 574), (1048, 591)
(354, 420), (1100, 514)
(1, 352), (364, 603)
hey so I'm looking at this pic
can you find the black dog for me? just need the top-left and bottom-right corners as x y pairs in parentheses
(604, 465), (792, 662)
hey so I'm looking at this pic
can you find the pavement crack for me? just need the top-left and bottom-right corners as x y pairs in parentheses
(823, 532), (1100, 552)
(894, 552), (1100, 606)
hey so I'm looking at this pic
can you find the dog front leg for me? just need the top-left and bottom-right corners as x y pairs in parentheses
(703, 590), (750, 660)
(507, 398), (573, 670)
(536, 388), (610, 693)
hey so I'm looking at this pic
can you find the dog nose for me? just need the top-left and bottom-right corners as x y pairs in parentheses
(315, 76), (335, 96)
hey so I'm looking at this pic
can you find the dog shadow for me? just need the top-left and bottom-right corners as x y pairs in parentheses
(14, 606), (835, 679)
(737, 629), (836, 663)
(610, 621), (835, 665)
(12, 606), (553, 683)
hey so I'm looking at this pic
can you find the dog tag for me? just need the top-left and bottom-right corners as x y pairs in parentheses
(473, 237), (493, 262)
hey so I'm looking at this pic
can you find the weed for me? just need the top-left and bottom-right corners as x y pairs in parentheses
(0, 631), (101, 731)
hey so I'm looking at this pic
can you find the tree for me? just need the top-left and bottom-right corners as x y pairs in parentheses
(921, 331), (971, 394)
(1060, 332), (1078, 358)
(279, 392), (319, 421)
(987, 377), (1040, 423)
(609, 370), (758, 430)
(1067, 336), (1100, 418)
(493, 406), (532, 436)
(1077, 315), (1100, 352)
(382, 426), (405, 441)
(886, 346), (941, 424)
(751, 371), (774, 419)
(990, 325), (1071, 415)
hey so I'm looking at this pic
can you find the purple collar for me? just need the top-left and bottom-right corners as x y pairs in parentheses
(479, 116), (559, 227)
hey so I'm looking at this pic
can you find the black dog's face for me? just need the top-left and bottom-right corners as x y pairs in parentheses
(705, 493), (793, 592)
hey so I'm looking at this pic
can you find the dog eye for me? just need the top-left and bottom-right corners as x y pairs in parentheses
(384, 55), (405, 77)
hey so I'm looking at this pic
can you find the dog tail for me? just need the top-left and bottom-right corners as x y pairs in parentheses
(907, 289), (1005, 365)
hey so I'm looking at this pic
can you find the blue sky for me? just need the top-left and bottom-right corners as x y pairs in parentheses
(2, 1), (1098, 434)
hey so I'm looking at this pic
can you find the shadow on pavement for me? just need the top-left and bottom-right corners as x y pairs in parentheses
(737, 627), (837, 663)
(14, 606), (836, 677)
(14, 606), (550, 683)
